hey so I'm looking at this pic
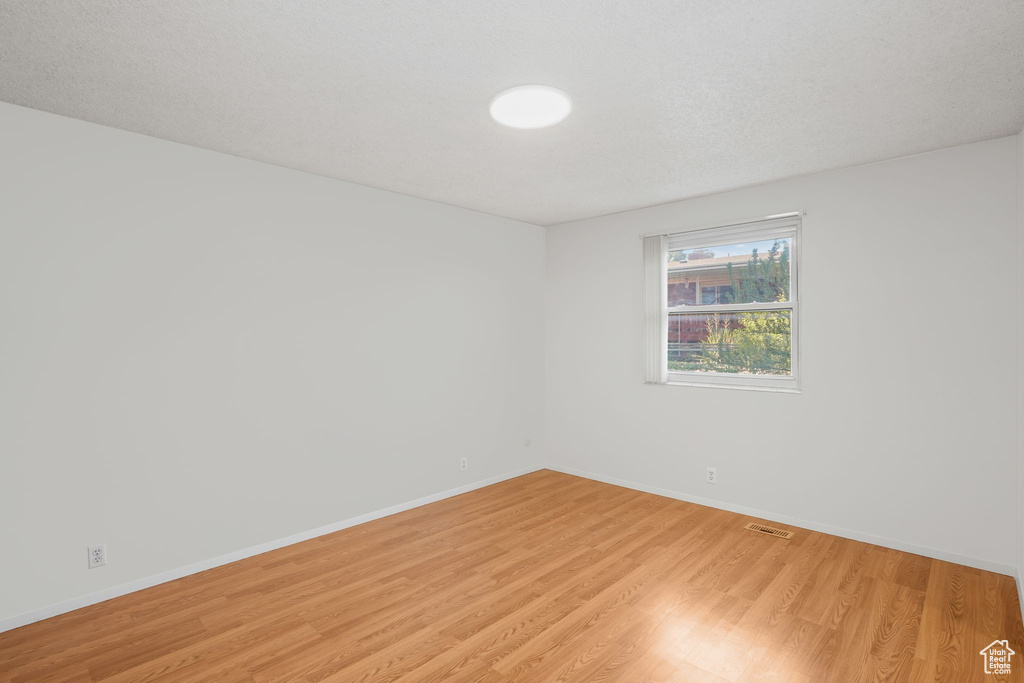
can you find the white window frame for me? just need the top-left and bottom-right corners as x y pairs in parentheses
(643, 212), (802, 393)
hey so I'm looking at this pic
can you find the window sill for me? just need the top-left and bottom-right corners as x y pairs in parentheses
(648, 378), (801, 394)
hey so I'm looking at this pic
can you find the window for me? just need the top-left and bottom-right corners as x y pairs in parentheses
(700, 285), (733, 305)
(644, 213), (800, 391)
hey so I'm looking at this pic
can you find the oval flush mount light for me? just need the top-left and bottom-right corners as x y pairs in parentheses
(490, 85), (572, 129)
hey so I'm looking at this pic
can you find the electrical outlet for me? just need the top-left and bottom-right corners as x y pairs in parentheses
(706, 467), (718, 485)
(524, 438), (531, 447)
(88, 544), (106, 569)
(460, 457), (468, 472)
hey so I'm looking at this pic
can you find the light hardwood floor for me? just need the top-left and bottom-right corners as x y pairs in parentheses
(1, 470), (1021, 682)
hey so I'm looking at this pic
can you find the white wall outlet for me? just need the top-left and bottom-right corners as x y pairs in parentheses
(460, 457), (468, 472)
(706, 467), (718, 484)
(524, 438), (531, 447)
(88, 544), (106, 569)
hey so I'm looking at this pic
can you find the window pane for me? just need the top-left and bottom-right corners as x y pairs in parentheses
(668, 281), (696, 306)
(667, 310), (791, 375)
(667, 237), (792, 305)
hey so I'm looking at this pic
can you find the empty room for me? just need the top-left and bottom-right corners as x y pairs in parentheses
(1, 1), (1023, 681)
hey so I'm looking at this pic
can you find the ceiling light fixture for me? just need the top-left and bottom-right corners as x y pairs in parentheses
(490, 85), (571, 129)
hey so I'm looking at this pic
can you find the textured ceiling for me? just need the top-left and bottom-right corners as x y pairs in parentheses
(1, 1), (1022, 225)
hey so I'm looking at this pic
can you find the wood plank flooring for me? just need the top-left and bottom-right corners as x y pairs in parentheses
(1, 470), (1021, 682)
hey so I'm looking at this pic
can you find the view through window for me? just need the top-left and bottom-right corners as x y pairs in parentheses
(650, 214), (800, 389)
(668, 237), (792, 375)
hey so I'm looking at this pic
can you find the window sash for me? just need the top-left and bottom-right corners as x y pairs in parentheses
(665, 215), (798, 251)
(667, 301), (795, 314)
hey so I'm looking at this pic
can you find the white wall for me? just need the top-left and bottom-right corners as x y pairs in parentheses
(2, 100), (1020, 629)
(0, 102), (545, 624)
(546, 136), (1019, 573)
(1017, 130), (1023, 603)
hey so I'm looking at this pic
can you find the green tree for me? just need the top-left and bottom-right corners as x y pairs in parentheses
(730, 312), (791, 373)
(701, 240), (792, 375)
(696, 311), (790, 375)
(725, 240), (790, 303)
(698, 313), (735, 369)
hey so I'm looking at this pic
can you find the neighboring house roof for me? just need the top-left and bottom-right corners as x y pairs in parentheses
(668, 252), (781, 273)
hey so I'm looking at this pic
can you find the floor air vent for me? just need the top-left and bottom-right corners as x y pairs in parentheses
(744, 522), (794, 539)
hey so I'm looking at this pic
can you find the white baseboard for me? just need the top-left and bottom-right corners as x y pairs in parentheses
(0, 466), (543, 634)
(547, 464), (1016, 577)
(5, 462), (1015, 635)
